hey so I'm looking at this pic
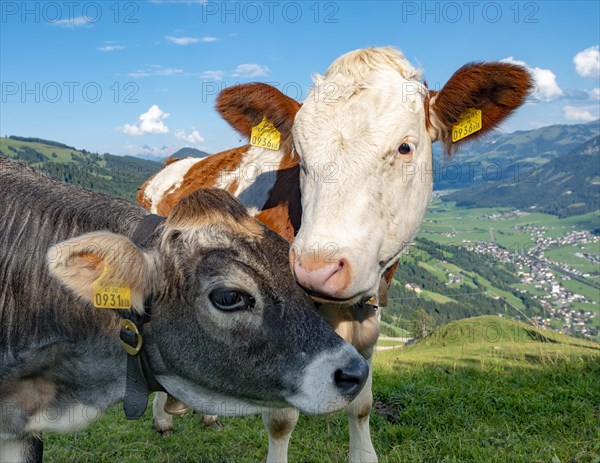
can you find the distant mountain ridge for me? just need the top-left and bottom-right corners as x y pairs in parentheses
(2, 121), (598, 210)
(445, 135), (600, 217)
(433, 120), (600, 191)
(170, 147), (210, 159)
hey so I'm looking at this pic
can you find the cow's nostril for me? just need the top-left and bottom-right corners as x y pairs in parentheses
(334, 359), (369, 398)
(292, 254), (352, 297)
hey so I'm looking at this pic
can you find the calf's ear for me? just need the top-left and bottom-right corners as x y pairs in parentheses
(216, 83), (301, 152)
(47, 231), (157, 313)
(428, 62), (533, 155)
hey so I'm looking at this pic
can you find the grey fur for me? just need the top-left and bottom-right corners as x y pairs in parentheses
(0, 159), (367, 462)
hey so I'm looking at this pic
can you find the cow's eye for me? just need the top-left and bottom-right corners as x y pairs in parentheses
(398, 143), (414, 155)
(210, 289), (255, 311)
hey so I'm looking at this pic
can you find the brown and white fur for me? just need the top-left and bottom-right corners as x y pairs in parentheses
(138, 47), (532, 462)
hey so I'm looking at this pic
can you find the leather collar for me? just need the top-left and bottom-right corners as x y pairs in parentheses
(119, 213), (166, 420)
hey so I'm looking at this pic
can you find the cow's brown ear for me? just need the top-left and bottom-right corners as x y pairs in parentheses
(216, 83), (301, 152)
(47, 232), (157, 313)
(428, 62), (533, 155)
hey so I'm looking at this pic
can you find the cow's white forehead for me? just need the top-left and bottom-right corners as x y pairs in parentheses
(297, 48), (428, 157)
(303, 47), (425, 106)
(321, 46), (422, 82)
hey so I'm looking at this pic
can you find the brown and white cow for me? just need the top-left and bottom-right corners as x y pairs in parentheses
(0, 158), (369, 463)
(138, 47), (532, 462)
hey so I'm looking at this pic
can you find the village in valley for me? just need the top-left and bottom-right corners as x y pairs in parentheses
(414, 199), (600, 341)
(468, 226), (598, 339)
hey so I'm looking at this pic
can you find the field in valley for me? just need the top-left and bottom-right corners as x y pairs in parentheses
(388, 199), (600, 340)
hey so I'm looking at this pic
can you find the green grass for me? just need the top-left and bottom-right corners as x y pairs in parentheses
(380, 320), (411, 338)
(457, 269), (527, 311)
(421, 199), (600, 253)
(513, 283), (548, 297)
(0, 137), (91, 163)
(560, 278), (600, 304)
(545, 244), (600, 275)
(421, 290), (458, 304)
(377, 339), (405, 348)
(417, 261), (446, 281)
(43, 317), (600, 463)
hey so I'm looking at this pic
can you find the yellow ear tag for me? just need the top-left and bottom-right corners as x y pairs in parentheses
(93, 264), (132, 309)
(452, 109), (482, 142)
(250, 117), (281, 151)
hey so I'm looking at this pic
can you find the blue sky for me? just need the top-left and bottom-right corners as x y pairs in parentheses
(1, 0), (599, 159)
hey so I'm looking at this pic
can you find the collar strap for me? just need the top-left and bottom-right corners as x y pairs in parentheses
(119, 213), (166, 420)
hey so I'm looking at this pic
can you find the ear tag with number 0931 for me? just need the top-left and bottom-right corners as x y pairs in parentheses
(93, 264), (132, 309)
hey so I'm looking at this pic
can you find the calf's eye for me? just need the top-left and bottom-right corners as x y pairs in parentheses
(210, 289), (255, 312)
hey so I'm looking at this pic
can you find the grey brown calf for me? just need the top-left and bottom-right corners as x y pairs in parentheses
(0, 159), (368, 463)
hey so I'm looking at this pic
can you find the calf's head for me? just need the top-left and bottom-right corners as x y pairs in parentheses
(217, 47), (532, 303)
(47, 189), (368, 415)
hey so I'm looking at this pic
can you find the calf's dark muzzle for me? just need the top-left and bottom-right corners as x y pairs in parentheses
(334, 357), (369, 398)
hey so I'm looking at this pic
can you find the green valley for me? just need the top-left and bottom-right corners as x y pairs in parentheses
(388, 198), (599, 341)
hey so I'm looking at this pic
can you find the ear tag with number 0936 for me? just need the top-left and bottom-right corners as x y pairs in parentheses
(250, 117), (281, 151)
(452, 109), (482, 142)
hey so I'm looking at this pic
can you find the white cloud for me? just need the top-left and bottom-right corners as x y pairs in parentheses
(98, 45), (124, 52)
(563, 105), (596, 122)
(589, 88), (600, 100)
(165, 35), (218, 45)
(175, 129), (205, 144)
(128, 70), (151, 78)
(52, 16), (89, 28)
(120, 105), (170, 136)
(121, 125), (144, 136)
(155, 68), (184, 76)
(128, 66), (185, 77)
(201, 70), (225, 80)
(165, 36), (199, 45)
(232, 64), (270, 78)
(501, 57), (563, 101)
(574, 46), (600, 78)
(533, 68), (564, 101)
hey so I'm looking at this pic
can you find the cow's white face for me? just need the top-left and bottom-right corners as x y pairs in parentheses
(292, 52), (432, 303)
(207, 47), (532, 304)
(290, 47), (532, 303)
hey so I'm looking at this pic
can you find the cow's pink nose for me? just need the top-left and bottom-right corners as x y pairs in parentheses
(290, 248), (352, 298)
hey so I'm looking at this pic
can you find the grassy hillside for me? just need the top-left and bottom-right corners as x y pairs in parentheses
(0, 136), (162, 201)
(402, 315), (599, 363)
(43, 316), (599, 462)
